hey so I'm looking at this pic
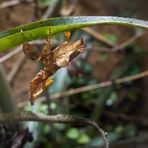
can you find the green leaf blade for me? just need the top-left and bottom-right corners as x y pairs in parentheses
(0, 16), (148, 51)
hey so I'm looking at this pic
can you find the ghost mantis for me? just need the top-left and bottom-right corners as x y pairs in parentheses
(23, 31), (85, 105)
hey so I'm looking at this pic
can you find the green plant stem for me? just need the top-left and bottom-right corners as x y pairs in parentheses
(0, 16), (148, 51)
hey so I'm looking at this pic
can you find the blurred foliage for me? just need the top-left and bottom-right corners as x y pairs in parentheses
(38, 0), (54, 8)
(103, 33), (118, 43)
(111, 0), (138, 17)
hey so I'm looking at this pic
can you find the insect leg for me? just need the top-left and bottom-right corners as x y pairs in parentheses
(64, 31), (71, 42)
(38, 32), (51, 61)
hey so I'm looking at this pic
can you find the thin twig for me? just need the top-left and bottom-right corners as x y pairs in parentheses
(110, 35), (140, 52)
(101, 31), (148, 52)
(82, 28), (115, 47)
(60, 0), (77, 16)
(0, 46), (22, 63)
(50, 70), (148, 100)
(42, 0), (60, 19)
(18, 70), (148, 107)
(0, 40), (46, 64)
(7, 53), (26, 84)
(0, 111), (109, 148)
(34, 0), (41, 18)
(0, 0), (33, 9)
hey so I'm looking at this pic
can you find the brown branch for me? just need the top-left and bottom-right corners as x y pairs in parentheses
(18, 70), (148, 107)
(0, 46), (22, 63)
(82, 28), (115, 47)
(0, 0), (33, 9)
(110, 35), (140, 52)
(7, 53), (26, 84)
(101, 31), (148, 52)
(42, 0), (60, 20)
(0, 111), (109, 148)
(60, 0), (77, 16)
(50, 70), (148, 100)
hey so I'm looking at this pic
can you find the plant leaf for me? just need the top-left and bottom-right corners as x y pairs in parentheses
(0, 16), (148, 51)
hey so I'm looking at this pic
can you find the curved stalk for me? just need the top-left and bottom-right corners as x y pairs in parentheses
(0, 16), (148, 51)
